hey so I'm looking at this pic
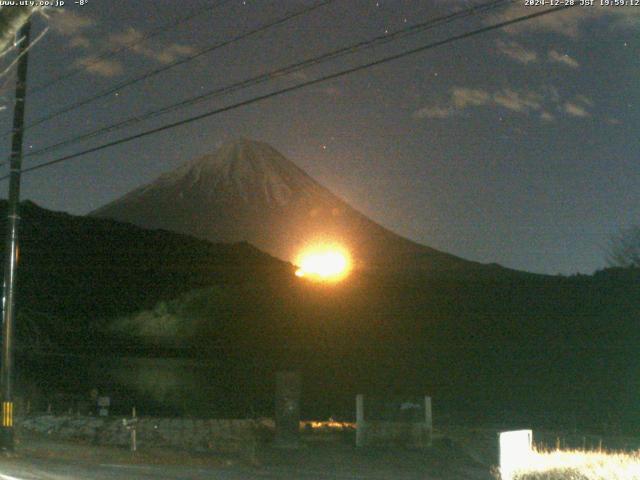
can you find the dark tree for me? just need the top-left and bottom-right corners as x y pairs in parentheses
(608, 226), (640, 268)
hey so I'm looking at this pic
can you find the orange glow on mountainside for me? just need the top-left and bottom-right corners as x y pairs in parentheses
(295, 244), (351, 281)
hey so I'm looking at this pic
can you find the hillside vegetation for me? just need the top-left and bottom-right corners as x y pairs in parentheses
(2, 201), (639, 428)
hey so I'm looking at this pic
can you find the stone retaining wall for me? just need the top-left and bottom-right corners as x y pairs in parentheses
(17, 414), (266, 453)
(357, 421), (432, 448)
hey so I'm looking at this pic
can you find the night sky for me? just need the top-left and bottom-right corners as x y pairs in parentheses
(0, 0), (637, 275)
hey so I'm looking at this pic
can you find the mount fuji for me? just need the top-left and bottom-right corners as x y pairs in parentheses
(92, 138), (497, 273)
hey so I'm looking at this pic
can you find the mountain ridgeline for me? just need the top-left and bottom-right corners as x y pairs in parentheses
(92, 139), (494, 273)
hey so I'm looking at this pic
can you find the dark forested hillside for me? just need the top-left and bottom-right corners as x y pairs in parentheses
(0, 200), (292, 347)
(106, 266), (640, 427)
(1, 201), (638, 432)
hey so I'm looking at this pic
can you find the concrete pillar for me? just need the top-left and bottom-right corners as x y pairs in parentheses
(274, 371), (301, 448)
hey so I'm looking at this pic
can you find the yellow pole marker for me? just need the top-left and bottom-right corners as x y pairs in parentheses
(2, 402), (13, 427)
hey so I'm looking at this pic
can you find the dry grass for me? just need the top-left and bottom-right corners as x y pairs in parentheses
(509, 448), (640, 480)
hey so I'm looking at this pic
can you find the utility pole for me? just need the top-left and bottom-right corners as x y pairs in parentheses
(1, 19), (31, 451)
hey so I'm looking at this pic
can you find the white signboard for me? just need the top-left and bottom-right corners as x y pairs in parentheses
(499, 429), (533, 480)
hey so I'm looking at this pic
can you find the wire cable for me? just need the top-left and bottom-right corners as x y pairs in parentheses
(29, 0), (234, 95)
(25, 0), (515, 160)
(0, 4), (574, 182)
(10, 0), (336, 137)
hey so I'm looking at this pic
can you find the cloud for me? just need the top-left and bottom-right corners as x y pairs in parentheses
(487, 4), (639, 38)
(540, 111), (555, 122)
(493, 89), (543, 113)
(68, 35), (91, 49)
(109, 28), (196, 64)
(493, 5), (593, 37)
(548, 50), (579, 68)
(496, 40), (538, 64)
(574, 94), (594, 107)
(564, 102), (590, 118)
(153, 44), (195, 64)
(414, 86), (594, 122)
(48, 10), (94, 36)
(75, 57), (124, 77)
(494, 42), (581, 70)
(562, 94), (594, 117)
(451, 87), (490, 108)
(47, 11), (95, 59)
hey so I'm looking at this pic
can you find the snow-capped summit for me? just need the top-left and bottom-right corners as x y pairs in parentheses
(156, 138), (327, 207)
(93, 138), (483, 272)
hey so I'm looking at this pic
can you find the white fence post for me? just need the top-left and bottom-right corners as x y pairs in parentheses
(425, 396), (432, 447)
(356, 394), (365, 447)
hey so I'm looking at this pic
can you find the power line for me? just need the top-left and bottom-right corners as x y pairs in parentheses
(29, 0), (234, 96)
(10, 0), (336, 137)
(0, 4), (573, 182)
(25, 0), (514, 160)
(9, 3), (570, 175)
(13, 341), (640, 360)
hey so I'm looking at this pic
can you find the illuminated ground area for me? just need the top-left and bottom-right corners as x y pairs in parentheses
(511, 448), (640, 480)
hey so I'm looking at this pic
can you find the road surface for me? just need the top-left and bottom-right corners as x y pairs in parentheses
(0, 437), (492, 479)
